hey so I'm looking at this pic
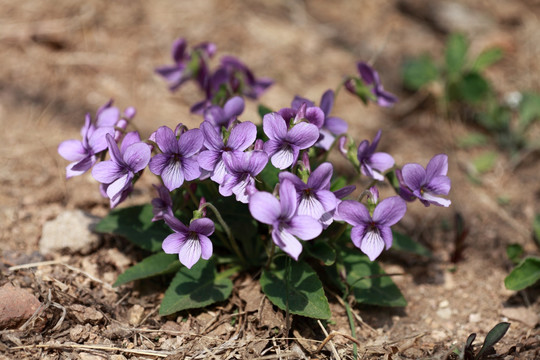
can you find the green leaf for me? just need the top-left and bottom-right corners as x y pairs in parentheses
(506, 244), (524, 265)
(534, 214), (540, 248)
(341, 248), (407, 307)
(519, 92), (540, 129)
(159, 260), (233, 315)
(349, 78), (377, 104)
(456, 72), (490, 103)
(258, 104), (273, 120)
(259, 162), (281, 191)
(305, 240), (336, 265)
(261, 256), (331, 319)
(457, 132), (488, 149)
(445, 33), (468, 78)
(330, 176), (347, 192)
(392, 231), (432, 257)
(94, 204), (170, 252)
(472, 48), (503, 72)
(504, 257), (540, 291)
(402, 55), (439, 91)
(114, 252), (181, 287)
(472, 151), (497, 174)
(475, 322), (510, 360)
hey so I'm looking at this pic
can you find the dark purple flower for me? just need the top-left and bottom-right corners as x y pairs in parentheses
(357, 130), (394, 181)
(58, 114), (115, 178)
(149, 126), (204, 191)
(292, 90), (348, 150)
(214, 56), (273, 99)
(263, 112), (319, 169)
(198, 120), (257, 184)
(357, 62), (398, 107)
(338, 196), (406, 261)
(394, 168), (417, 202)
(92, 132), (151, 203)
(151, 184), (173, 221)
(162, 214), (214, 269)
(279, 162), (337, 227)
(401, 154), (451, 207)
(249, 179), (322, 260)
(155, 38), (216, 92)
(220, 150), (268, 203)
(279, 102), (325, 129)
(203, 96), (245, 132)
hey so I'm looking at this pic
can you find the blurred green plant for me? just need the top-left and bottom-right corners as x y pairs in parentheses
(454, 322), (510, 360)
(503, 214), (540, 291)
(402, 33), (540, 157)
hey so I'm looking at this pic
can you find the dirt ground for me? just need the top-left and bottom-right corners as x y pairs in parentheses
(1, 0), (540, 359)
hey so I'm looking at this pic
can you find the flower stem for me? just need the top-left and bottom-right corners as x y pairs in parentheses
(343, 290), (358, 359)
(199, 202), (247, 266)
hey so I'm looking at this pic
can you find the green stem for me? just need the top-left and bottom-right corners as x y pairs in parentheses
(344, 292), (358, 359)
(264, 238), (276, 268)
(285, 256), (291, 341)
(199, 202), (247, 266)
(184, 182), (199, 208)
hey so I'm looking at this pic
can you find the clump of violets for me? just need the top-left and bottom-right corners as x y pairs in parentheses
(59, 38), (453, 317)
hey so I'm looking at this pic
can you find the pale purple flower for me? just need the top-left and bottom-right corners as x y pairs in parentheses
(278, 162), (337, 227)
(92, 132), (151, 203)
(149, 126), (204, 191)
(338, 196), (407, 261)
(151, 184), (173, 221)
(263, 112), (319, 169)
(220, 150), (268, 203)
(199, 120), (258, 185)
(357, 130), (394, 181)
(357, 62), (398, 107)
(401, 154), (451, 207)
(58, 114), (115, 178)
(249, 180), (322, 260)
(155, 38), (216, 91)
(162, 214), (214, 269)
(203, 96), (245, 131)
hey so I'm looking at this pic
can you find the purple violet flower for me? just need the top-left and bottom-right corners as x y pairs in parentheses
(279, 102), (325, 129)
(151, 184), (173, 221)
(401, 154), (451, 207)
(249, 179), (322, 260)
(155, 38), (216, 92)
(262, 112), (319, 170)
(203, 96), (245, 131)
(58, 114), (115, 178)
(149, 126), (204, 191)
(357, 62), (398, 107)
(292, 90), (348, 150)
(214, 56), (273, 100)
(338, 196), (407, 261)
(220, 150), (269, 203)
(278, 162), (337, 227)
(198, 120), (257, 184)
(92, 132), (151, 204)
(357, 130), (394, 181)
(162, 214), (214, 269)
